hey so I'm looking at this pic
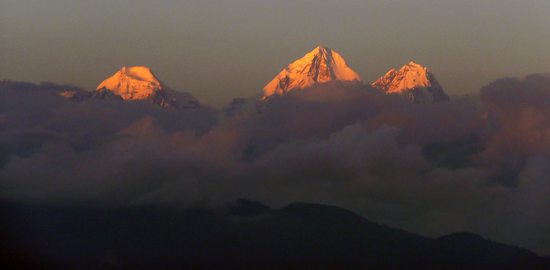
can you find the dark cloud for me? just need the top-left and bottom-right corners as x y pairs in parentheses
(476, 74), (550, 185)
(0, 76), (549, 254)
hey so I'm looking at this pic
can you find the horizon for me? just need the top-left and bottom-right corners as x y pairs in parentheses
(2, 44), (546, 108)
(2, 0), (549, 107)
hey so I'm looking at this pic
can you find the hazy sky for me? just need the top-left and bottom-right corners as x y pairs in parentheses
(1, 0), (549, 107)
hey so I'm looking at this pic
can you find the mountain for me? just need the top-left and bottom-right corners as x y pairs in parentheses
(372, 61), (449, 103)
(2, 200), (547, 269)
(262, 46), (362, 100)
(95, 66), (199, 109)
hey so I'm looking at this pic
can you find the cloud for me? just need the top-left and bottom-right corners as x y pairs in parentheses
(0, 76), (549, 253)
(476, 74), (550, 185)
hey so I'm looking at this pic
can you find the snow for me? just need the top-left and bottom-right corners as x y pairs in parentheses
(95, 66), (200, 109)
(96, 66), (163, 100)
(373, 61), (432, 93)
(262, 46), (362, 99)
(372, 61), (449, 103)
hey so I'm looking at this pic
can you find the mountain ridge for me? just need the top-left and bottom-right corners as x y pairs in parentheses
(96, 66), (163, 100)
(372, 61), (450, 103)
(2, 199), (547, 269)
(262, 46), (362, 99)
(95, 66), (200, 109)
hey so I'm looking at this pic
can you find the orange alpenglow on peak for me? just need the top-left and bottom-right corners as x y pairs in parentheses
(96, 66), (163, 100)
(372, 61), (449, 103)
(262, 46), (362, 99)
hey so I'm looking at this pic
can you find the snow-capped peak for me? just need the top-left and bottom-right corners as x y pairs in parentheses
(262, 46), (362, 99)
(95, 66), (200, 109)
(96, 66), (163, 100)
(372, 61), (449, 103)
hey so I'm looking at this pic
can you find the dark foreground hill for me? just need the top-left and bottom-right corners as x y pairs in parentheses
(1, 199), (548, 270)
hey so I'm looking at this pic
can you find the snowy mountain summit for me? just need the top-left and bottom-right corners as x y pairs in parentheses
(262, 46), (362, 99)
(96, 66), (162, 100)
(95, 66), (199, 109)
(372, 62), (449, 103)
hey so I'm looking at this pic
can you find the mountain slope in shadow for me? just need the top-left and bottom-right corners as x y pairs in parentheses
(1, 199), (547, 270)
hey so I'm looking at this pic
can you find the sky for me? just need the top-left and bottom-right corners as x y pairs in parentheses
(1, 0), (549, 107)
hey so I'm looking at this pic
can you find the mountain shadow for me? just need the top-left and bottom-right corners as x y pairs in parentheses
(1, 199), (548, 270)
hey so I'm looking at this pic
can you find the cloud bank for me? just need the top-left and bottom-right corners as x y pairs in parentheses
(0, 75), (549, 253)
